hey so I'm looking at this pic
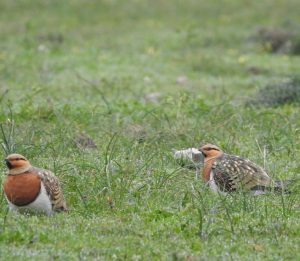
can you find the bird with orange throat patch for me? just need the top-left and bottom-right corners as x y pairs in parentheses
(2, 154), (67, 215)
(198, 143), (287, 194)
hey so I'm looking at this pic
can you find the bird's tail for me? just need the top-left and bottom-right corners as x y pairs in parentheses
(251, 175), (300, 194)
(273, 177), (300, 193)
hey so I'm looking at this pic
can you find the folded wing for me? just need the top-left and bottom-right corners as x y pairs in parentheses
(212, 154), (273, 192)
(33, 167), (67, 211)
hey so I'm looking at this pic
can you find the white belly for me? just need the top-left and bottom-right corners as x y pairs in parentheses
(6, 183), (53, 216)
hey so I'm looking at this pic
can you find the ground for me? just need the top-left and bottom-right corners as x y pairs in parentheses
(0, 0), (300, 260)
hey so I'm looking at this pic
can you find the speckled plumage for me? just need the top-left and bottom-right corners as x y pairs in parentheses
(3, 154), (67, 215)
(31, 166), (67, 211)
(199, 144), (274, 193)
(210, 154), (273, 192)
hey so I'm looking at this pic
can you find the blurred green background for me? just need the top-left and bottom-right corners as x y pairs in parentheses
(0, 1), (300, 260)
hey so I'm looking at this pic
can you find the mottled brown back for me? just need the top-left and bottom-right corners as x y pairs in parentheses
(212, 154), (273, 192)
(32, 167), (67, 211)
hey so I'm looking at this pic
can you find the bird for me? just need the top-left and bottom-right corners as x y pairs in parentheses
(198, 143), (286, 194)
(2, 153), (67, 215)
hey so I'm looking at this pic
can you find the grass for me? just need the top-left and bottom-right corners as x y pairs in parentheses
(0, 0), (300, 260)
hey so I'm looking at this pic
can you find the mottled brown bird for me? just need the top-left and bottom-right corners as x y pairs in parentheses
(199, 144), (277, 193)
(2, 154), (67, 215)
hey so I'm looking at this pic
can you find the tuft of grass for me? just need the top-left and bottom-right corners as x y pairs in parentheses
(253, 27), (300, 55)
(0, 110), (15, 155)
(246, 77), (300, 107)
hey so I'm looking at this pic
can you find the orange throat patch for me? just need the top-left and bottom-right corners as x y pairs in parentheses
(203, 159), (214, 182)
(202, 155), (223, 182)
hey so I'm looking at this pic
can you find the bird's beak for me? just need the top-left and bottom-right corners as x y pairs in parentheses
(5, 159), (12, 169)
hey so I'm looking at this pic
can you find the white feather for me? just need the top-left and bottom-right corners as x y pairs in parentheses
(173, 148), (204, 180)
(173, 148), (202, 162)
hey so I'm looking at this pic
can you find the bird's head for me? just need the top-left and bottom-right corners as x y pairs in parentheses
(199, 144), (223, 159)
(5, 154), (31, 175)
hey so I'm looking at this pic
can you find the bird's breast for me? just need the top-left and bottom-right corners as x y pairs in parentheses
(203, 160), (214, 182)
(3, 172), (41, 206)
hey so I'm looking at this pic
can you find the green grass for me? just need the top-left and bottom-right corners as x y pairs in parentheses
(0, 0), (300, 260)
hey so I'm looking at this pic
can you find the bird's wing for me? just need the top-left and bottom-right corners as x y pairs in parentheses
(32, 167), (67, 211)
(212, 154), (273, 192)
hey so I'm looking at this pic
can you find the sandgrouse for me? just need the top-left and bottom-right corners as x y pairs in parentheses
(3, 154), (67, 215)
(198, 144), (281, 193)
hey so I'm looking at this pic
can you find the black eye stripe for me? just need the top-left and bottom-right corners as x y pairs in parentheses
(205, 148), (219, 151)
